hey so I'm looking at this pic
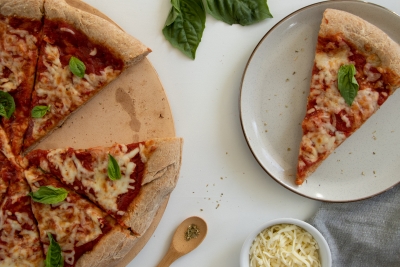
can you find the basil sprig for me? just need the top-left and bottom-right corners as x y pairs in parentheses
(0, 91), (15, 119)
(338, 64), (359, 106)
(46, 233), (64, 267)
(31, 105), (51, 118)
(107, 154), (121, 180)
(206, 0), (273, 26)
(28, 186), (68, 204)
(162, 0), (206, 60)
(69, 56), (86, 78)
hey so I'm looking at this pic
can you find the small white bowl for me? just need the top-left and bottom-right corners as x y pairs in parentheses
(240, 218), (332, 267)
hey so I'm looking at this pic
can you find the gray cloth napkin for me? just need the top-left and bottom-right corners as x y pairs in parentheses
(307, 184), (400, 267)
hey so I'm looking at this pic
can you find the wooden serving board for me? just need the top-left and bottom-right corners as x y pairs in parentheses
(35, 0), (176, 265)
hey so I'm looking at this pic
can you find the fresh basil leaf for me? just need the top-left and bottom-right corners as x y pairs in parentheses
(46, 233), (64, 267)
(28, 186), (68, 204)
(69, 56), (86, 78)
(0, 91), (15, 119)
(338, 64), (359, 106)
(31, 105), (51, 118)
(163, 0), (206, 60)
(206, 0), (273, 26)
(108, 154), (121, 180)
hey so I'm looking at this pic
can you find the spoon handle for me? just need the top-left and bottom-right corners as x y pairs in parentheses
(156, 247), (182, 267)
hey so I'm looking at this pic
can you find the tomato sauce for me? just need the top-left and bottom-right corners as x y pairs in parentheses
(38, 19), (123, 75)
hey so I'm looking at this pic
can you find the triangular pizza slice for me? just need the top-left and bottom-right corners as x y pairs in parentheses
(23, 0), (151, 151)
(296, 9), (400, 185)
(25, 166), (138, 267)
(0, 0), (43, 155)
(25, 137), (183, 236)
(0, 167), (45, 266)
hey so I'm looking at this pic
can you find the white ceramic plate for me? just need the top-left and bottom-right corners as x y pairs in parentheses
(240, 1), (400, 202)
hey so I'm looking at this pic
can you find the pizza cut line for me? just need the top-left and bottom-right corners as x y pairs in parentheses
(0, 0), (183, 266)
(296, 9), (400, 185)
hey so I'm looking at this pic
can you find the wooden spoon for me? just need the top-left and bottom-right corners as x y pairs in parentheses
(156, 216), (207, 267)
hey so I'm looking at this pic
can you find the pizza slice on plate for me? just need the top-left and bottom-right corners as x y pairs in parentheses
(25, 137), (183, 236)
(25, 166), (138, 267)
(296, 9), (400, 185)
(0, 168), (45, 266)
(0, 0), (43, 155)
(23, 0), (151, 151)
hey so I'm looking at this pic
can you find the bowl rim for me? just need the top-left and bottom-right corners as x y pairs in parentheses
(240, 218), (332, 267)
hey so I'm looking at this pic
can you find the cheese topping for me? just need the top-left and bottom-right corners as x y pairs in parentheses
(31, 43), (120, 139)
(0, 184), (44, 267)
(43, 144), (140, 213)
(25, 168), (104, 266)
(249, 224), (321, 267)
(299, 39), (381, 167)
(0, 19), (38, 92)
(60, 27), (75, 35)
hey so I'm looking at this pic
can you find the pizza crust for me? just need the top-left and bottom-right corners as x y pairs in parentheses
(320, 9), (400, 87)
(123, 138), (183, 235)
(0, 0), (43, 20)
(76, 226), (138, 267)
(141, 137), (183, 185)
(124, 164), (180, 236)
(44, 0), (151, 67)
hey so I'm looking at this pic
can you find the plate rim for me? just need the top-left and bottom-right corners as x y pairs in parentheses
(239, 0), (400, 203)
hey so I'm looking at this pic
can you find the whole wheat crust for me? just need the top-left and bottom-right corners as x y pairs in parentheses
(44, 0), (151, 67)
(320, 9), (400, 87)
(76, 226), (138, 267)
(0, 0), (43, 20)
(122, 137), (183, 236)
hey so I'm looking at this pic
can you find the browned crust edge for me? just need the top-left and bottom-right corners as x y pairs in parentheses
(320, 8), (400, 86)
(0, 0), (44, 20)
(122, 137), (183, 236)
(76, 226), (138, 267)
(141, 137), (184, 185)
(44, 0), (151, 67)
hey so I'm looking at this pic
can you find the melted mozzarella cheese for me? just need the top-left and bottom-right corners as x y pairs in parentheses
(0, 196), (43, 266)
(45, 144), (140, 213)
(300, 41), (380, 164)
(24, 168), (104, 266)
(31, 43), (120, 140)
(0, 19), (37, 92)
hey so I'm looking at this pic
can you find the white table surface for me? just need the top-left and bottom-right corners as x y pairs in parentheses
(82, 1), (400, 266)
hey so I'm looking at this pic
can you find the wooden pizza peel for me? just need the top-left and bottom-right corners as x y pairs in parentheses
(35, 0), (177, 265)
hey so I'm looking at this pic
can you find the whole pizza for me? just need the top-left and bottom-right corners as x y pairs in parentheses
(0, 0), (183, 266)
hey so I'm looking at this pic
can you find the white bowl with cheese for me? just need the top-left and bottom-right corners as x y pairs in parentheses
(240, 218), (331, 267)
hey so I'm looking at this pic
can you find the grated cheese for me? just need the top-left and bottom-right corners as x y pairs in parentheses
(249, 224), (321, 267)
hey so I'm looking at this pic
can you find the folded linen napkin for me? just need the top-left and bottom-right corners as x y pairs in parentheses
(307, 184), (400, 267)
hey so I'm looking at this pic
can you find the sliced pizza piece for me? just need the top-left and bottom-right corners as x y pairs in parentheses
(0, 169), (45, 267)
(25, 137), (183, 235)
(23, 0), (151, 152)
(296, 9), (400, 185)
(25, 166), (138, 267)
(0, 0), (44, 155)
(0, 151), (14, 203)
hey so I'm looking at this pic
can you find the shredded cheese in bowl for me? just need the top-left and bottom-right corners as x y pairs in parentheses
(249, 224), (321, 267)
